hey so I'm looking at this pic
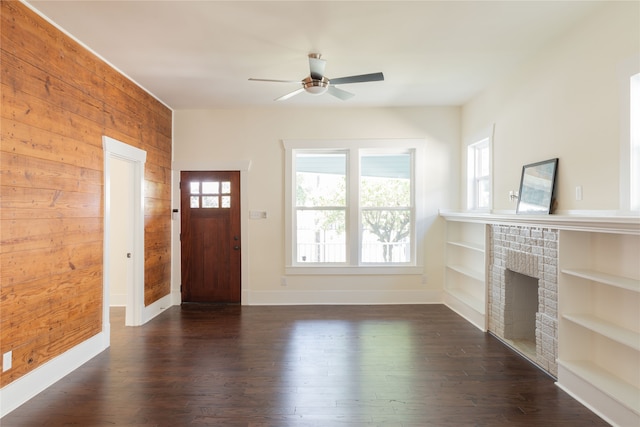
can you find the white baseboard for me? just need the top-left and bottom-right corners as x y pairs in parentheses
(0, 332), (107, 418)
(247, 289), (442, 305)
(442, 291), (487, 332)
(142, 294), (174, 324)
(556, 364), (637, 427)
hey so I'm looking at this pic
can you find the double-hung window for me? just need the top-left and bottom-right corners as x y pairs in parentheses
(467, 138), (491, 211)
(630, 72), (640, 212)
(284, 139), (424, 273)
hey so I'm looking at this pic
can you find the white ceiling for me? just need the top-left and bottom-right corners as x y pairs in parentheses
(25, 1), (604, 109)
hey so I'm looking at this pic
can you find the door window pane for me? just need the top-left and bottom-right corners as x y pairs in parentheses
(221, 181), (231, 194)
(202, 181), (219, 194)
(190, 182), (200, 194)
(190, 196), (200, 208)
(202, 196), (219, 208)
(221, 196), (231, 208)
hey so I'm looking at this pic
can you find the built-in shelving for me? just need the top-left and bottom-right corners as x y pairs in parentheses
(562, 268), (639, 293)
(562, 313), (640, 351)
(442, 219), (487, 331)
(558, 230), (640, 427)
(440, 210), (639, 426)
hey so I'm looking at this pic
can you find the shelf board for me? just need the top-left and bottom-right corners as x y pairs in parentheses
(439, 210), (640, 235)
(447, 240), (485, 253)
(446, 264), (484, 282)
(444, 287), (485, 314)
(563, 313), (640, 351)
(562, 268), (640, 293)
(558, 359), (640, 415)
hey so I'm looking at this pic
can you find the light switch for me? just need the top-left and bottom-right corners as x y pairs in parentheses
(249, 210), (267, 220)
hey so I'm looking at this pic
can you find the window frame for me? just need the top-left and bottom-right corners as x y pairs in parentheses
(284, 139), (425, 275)
(627, 72), (640, 212)
(466, 136), (492, 211)
(619, 59), (640, 214)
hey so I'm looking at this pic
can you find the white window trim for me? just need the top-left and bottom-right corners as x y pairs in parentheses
(619, 56), (640, 214)
(283, 139), (425, 275)
(466, 126), (494, 212)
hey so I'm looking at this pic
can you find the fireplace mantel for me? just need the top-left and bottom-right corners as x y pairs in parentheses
(439, 210), (639, 235)
(441, 211), (640, 426)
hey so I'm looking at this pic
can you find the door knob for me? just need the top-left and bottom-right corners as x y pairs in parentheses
(233, 246), (240, 250)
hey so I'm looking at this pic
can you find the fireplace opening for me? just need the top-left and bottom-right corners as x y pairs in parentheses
(503, 270), (539, 360)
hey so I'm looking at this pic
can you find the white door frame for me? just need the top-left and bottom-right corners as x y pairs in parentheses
(103, 136), (147, 337)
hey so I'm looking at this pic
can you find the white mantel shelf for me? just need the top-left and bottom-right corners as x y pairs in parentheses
(439, 210), (640, 235)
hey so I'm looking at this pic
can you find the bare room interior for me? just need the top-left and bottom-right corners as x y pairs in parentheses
(1, 1), (639, 425)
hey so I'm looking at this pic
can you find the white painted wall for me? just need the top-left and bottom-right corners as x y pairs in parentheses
(462, 1), (640, 213)
(173, 107), (460, 304)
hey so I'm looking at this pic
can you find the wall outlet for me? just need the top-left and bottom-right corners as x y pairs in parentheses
(3, 351), (12, 372)
(280, 277), (287, 287)
(575, 185), (583, 201)
(421, 275), (428, 284)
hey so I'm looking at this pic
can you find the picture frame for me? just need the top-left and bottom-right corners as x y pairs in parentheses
(516, 158), (559, 214)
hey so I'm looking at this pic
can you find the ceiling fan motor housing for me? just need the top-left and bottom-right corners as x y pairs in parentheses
(303, 76), (329, 95)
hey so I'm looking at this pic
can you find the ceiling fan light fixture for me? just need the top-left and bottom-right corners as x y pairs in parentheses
(250, 54), (383, 101)
(303, 76), (329, 95)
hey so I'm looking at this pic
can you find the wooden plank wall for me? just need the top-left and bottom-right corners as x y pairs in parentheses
(0, 1), (172, 387)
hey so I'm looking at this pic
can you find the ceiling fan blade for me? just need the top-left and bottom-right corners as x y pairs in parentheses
(328, 86), (355, 101)
(329, 72), (384, 85)
(275, 87), (305, 101)
(249, 78), (302, 83)
(308, 54), (326, 80)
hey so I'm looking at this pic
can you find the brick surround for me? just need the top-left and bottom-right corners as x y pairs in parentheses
(488, 225), (558, 377)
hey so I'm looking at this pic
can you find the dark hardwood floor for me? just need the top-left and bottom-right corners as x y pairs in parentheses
(2, 304), (607, 426)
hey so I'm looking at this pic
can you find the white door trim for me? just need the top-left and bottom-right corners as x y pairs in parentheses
(103, 136), (147, 334)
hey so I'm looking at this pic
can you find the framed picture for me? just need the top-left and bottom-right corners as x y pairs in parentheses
(516, 158), (559, 214)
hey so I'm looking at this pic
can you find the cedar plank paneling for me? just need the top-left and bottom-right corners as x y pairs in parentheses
(0, 1), (172, 387)
(1, 82), (105, 145)
(0, 217), (103, 254)
(1, 275), (102, 350)
(2, 118), (104, 170)
(1, 50), (105, 124)
(2, 311), (102, 387)
(0, 186), (102, 220)
(1, 152), (102, 194)
(1, 240), (103, 287)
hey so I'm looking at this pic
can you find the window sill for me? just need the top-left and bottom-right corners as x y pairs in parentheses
(284, 266), (423, 276)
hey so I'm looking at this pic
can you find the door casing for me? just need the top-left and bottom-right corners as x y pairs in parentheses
(103, 136), (146, 336)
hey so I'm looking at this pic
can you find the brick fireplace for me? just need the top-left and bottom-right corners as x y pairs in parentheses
(488, 225), (558, 377)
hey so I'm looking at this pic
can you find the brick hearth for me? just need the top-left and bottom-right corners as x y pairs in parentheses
(488, 225), (558, 377)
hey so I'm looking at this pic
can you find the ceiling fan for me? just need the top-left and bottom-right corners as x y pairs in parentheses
(249, 53), (384, 101)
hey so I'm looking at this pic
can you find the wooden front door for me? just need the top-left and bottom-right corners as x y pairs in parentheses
(180, 171), (241, 303)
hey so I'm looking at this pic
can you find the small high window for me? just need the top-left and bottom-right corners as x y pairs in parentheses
(630, 73), (639, 211)
(467, 138), (491, 211)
